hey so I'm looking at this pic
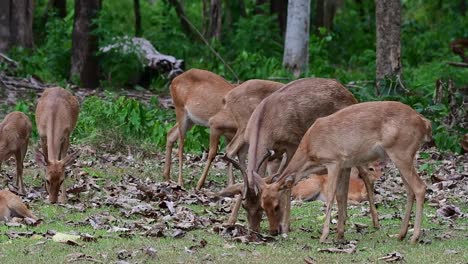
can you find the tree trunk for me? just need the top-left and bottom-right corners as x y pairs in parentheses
(315, 0), (342, 31)
(70, 0), (101, 89)
(134, 0), (142, 37)
(283, 0), (310, 77)
(0, 0), (11, 52)
(375, 0), (402, 94)
(167, 0), (198, 39)
(208, 0), (222, 39)
(460, 0), (467, 16)
(50, 0), (67, 18)
(255, 0), (268, 14)
(0, 0), (34, 52)
(271, 0), (287, 36)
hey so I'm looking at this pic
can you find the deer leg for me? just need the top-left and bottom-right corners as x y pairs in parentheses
(389, 154), (426, 244)
(227, 194), (242, 225)
(320, 164), (340, 243)
(15, 150), (25, 195)
(176, 115), (193, 188)
(196, 128), (221, 190)
(280, 188), (292, 234)
(163, 124), (179, 181)
(358, 166), (380, 229)
(335, 168), (351, 241)
(40, 137), (48, 161)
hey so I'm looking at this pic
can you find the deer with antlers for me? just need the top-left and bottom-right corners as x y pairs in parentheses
(195, 79), (284, 190)
(218, 78), (384, 232)
(253, 101), (431, 244)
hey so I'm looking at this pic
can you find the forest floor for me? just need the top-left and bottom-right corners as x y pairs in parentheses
(0, 143), (467, 264)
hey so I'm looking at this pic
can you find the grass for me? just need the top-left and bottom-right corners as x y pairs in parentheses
(0, 149), (467, 263)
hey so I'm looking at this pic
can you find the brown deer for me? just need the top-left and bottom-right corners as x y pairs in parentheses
(195, 79), (284, 190)
(221, 78), (376, 232)
(254, 101), (431, 244)
(35, 87), (80, 204)
(0, 111), (32, 194)
(450, 38), (468, 63)
(163, 69), (235, 187)
(292, 161), (383, 203)
(0, 190), (38, 221)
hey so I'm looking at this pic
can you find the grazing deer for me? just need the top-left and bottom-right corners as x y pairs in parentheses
(221, 78), (370, 232)
(163, 69), (235, 187)
(254, 101), (431, 244)
(35, 87), (80, 204)
(196, 79), (284, 190)
(0, 111), (32, 194)
(0, 190), (38, 221)
(292, 162), (383, 203)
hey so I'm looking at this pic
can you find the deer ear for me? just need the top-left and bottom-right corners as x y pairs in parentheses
(62, 150), (81, 167)
(35, 150), (48, 166)
(217, 183), (244, 197)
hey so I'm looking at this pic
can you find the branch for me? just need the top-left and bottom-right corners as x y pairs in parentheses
(447, 61), (468, 68)
(0, 52), (19, 67)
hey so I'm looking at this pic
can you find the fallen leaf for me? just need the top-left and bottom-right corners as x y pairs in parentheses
(52, 233), (82, 246)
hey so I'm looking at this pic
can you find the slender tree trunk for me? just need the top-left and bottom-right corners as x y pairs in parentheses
(270, 0), (287, 36)
(460, 0), (467, 16)
(0, 0), (35, 52)
(167, 0), (197, 39)
(70, 0), (101, 88)
(208, 0), (222, 39)
(283, 0), (310, 77)
(375, 0), (402, 94)
(49, 0), (67, 18)
(0, 0), (11, 52)
(315, 0), (342, 31)
(255, 0), (268, 14)
(202, 0), (210, 35)
(134, 0), (142, 37)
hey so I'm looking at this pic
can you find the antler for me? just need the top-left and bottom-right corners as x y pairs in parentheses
(255, 149), (275, 172)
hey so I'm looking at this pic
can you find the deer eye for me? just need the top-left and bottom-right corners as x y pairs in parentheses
(274, 205), (280, 211)
(369, 168), (375, 171)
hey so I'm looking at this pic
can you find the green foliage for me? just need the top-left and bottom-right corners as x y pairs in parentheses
(9, 14), (72, 83)
(75, 96), (210, 152)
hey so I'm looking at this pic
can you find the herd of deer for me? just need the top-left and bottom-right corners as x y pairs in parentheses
(0, 68), (447, 245)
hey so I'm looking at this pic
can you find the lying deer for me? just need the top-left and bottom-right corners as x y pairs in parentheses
(0, 190), (38, 221)
(0, 111), (32, 194)
(292, 162), (383, 203)
(163, 69), (235, 187)
(221, 78), (378, 231)
(196, 79), (284, 190)
(254, 101), (431, 244)
(35, 87), (80, 204)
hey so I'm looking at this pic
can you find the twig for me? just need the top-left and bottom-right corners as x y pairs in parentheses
(0, 52), (18, 67)
(447, 61), (468, 68)
(179, 14), (240, 82)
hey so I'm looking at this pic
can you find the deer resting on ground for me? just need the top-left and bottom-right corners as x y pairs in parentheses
(35, 87), (80, 204)
(254, 101), (431, 244)
(292, 162), (383, 203)
(0, 111), (32, 194)
(0, 190), (38, 221)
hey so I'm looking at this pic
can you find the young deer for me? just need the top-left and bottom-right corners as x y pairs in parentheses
(292, 162), (383, 203)
(254, 101), (431, 244)
(196, 79), (284, 190)
(35, 87), (80, 204)
(222, 78), (366, 232)
(0, 111), (32, 194)
(163, 69), (235, 187)
(0, 190), (38, 221)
